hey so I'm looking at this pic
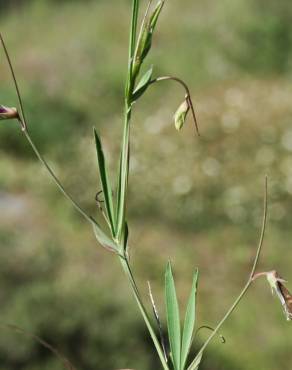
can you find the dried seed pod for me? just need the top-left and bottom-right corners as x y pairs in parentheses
(266, 270), (292, 321)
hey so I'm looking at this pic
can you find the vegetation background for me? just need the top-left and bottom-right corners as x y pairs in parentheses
(0, 0), (292, 369)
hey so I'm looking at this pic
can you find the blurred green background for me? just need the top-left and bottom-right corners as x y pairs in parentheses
(0, 0), (292, 369)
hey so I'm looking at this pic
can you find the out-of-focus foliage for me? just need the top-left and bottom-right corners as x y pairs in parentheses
(0, 0), (292, 370)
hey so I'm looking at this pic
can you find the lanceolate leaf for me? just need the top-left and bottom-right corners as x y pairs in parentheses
(187, 351), (203, 370)
(165, 262), (181, 370)
(132, 66), (153, 101)
(93, 128), (116, 235)
(133, 0), (165, 76)
(181, 269), (199, 370)
(142, 0), (165, 60)
(150, 0), (165, 30)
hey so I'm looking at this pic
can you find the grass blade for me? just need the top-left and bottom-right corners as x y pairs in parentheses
(150, 0), (165, 29)
(93, 128), (116, 236)
(165, 262), (181, 370)
(181, 269), (199, 370)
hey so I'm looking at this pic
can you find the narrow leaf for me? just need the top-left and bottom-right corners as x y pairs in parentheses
(181, 269), (199, 370)
(187, 351), (203, 370)
(165, 262), (181, 370)
(132, 66), (153, 101)
(132, 0), (165, 76)
(93, 128), (116, 235)
(149, 0), (165, 30)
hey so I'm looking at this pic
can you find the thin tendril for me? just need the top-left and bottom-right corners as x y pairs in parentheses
(0, 323), (76, 370)
(188, 176), (268, 370)
(0, 31), (99, 228)
(195, 325), (226, 344)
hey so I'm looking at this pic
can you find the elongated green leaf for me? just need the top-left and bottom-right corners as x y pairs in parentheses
(92, 223), (120, 254)
(141, 0), (165, 60)
(187, 351), (203, 370)
(93, 128), (116, 235)
(181, 269), (199, 370)
(165, 262), (181, 370)
(132, 66), (153, 101)
(150, 0), (165, 30)
(132, 0), (165, 76)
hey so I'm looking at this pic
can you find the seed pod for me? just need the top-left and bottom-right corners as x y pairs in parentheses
(0, 105), (19, 120)
(174, 97), (190, 131)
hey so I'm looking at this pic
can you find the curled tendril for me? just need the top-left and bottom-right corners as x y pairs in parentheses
(195, 325), (226, 344)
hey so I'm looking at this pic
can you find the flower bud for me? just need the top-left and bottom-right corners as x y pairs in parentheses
(174, 97), (190, 131)
(0, 105), (19, 120)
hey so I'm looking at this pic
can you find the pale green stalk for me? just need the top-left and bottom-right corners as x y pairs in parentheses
(116, 2), (170, 369)
(120, 256), (170, 370)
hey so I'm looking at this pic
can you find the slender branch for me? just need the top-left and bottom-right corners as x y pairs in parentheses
(0, 32), (27, 131)
(0, 31), (100, 227)
(188, 176), (268, 370)
(249, 176), (268, 279)
(150, 76), (200, 136)
(23, 130), (97, 225)
(0, 323), (76, 370)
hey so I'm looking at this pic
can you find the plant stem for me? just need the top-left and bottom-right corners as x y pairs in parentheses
(116, 0), (140, 240)
(119, 255), (170, 370)
(188, 177), (268, 370)
(116, 3), (170, 368)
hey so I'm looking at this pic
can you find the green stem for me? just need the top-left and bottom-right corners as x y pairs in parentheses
(119, 256), (170, 370)
(116, 0), (140, 239)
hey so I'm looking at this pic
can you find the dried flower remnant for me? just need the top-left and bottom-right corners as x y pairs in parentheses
(0, 105), (19, 120)
(253, 270), (292, 321)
